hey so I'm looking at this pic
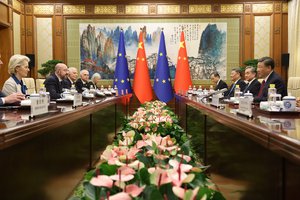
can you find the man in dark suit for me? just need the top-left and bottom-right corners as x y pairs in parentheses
(243, 66), (261, 96)
(0, 54), (25, 105)
(255, 56), (287, 102)
(75, 69), (93, 93)
(63, 67), (78, 89)
(224, 68), (246, 98)
(210, 72), (228, 91)
(44, 63), (68, 100)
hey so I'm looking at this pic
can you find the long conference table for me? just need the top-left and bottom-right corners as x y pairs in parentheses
(175, 94), (300, 200)
(0, 95), (127, 200)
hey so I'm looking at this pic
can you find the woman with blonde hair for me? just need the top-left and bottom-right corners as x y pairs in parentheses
(2, 54), (30, 95)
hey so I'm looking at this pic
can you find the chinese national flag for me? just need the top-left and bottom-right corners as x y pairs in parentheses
(174, 31), (192, 94)
(133, 32), (153, 104)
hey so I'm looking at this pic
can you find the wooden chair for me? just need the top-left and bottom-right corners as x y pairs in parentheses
(288, 77), (300, 97)
(35, 78), (45, 92)
(22, 78), (36, 94)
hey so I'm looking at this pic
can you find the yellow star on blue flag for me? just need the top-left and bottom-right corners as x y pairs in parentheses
(153, 31), (173, 103)
(113, 30), (132, 94)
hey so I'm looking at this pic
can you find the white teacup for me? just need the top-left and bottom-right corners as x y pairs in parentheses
(282, 96), (296, 111)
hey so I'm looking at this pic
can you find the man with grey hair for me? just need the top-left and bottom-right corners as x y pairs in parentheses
(243, 66), (261, 96)
(63, 67), (78, 89)
(75, 69), (93, 93)
(210, 71), (228, 91)
(255, 56), (287, 102)
(91, 73), (101, 89)
(44, 63), (68, 100)
(224, 68), (246, 98)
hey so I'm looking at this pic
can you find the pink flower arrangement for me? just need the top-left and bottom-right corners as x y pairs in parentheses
(76, 101), (224, 200)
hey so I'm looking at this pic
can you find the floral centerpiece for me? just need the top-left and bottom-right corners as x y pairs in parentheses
(72, 101), (225, 200)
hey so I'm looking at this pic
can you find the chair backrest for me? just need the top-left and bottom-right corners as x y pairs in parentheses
(36, 78), (45, 92)
(22, 78), (36, 94)
(288, 77), (300, 97)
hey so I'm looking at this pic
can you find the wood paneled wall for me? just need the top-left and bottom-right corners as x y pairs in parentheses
(0, 0), (289, 86)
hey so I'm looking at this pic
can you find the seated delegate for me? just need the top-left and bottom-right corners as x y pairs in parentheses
(0, 54), (25, 105)
(75, 69), (94, 93)
(44, 63), (68, 100)
(2, 54), (30, 96)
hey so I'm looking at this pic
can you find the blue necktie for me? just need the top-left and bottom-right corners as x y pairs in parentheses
(228, 83), (235, 95)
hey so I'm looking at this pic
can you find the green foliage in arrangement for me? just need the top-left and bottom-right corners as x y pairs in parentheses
(37, 59), (63, 77)
(240, 59), (258, 71)
(70, 101), (225, 200)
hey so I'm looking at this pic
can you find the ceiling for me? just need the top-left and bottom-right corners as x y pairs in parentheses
(23, 0), (284, 4)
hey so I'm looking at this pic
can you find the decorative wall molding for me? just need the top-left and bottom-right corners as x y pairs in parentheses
(245, 27), (251, 35)
(55, 4), (62, 14)
(63, 5), (85, 15)
(33, 5), (54, 15)
(149, 4), (156, 15)
(26, 29), (32, 36)
(244, 4), (251, 13)
(252, 3), (273, 13)
(221, 4), (243, 13)
(282, 3), (288, 13)
(21, 28), (25, 36)
(25, 4), (32, 14)
(181, 4), (188, 14)
(125, 5), (148, 15)
(0, 0), (8, 5)
(94, 5), (117, 15)
(85, 5), (94, 14)
(56, 29), (62, 36)
(117, 5), (125, 14)
(20, 2), (288, 16)
(274, 3), (281, 12)
(12, 0), (22, 13)
(189, 4), (211, 14)
(274, 27), (280, 34)
(212, 4), (220, 13)
(157, 5), (180, 15)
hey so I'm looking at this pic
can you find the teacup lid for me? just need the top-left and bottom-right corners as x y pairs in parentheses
(244, 91), (253, 97)
(283, 95), (296, 100)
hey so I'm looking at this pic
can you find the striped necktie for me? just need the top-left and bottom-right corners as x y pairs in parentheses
(257, 80), (266, 97)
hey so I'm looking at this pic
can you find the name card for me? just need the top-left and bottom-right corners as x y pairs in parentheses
(31, 96), (48, 117)
(73, 93), (83, 107)
(237, 97), (253, 117)
(211, 95), (220, 107)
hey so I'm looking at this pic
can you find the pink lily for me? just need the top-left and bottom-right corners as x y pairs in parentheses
(125, 184), (146, 197)
(90, 175), (113, 188)
(172, 186), (200, 200)
(110, 192), (131, 200)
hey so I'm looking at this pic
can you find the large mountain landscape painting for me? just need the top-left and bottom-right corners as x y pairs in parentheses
(79, 23), (227, 80)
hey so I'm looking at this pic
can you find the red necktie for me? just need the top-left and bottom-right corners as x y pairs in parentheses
(257, 80), (265, 97)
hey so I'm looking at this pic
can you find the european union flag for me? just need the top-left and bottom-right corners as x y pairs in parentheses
(153, 31), (174, 103)
(113, 30), (132, 95)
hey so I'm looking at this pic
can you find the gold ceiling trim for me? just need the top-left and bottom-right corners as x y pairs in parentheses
(189, 4), (211, 14)
(252, 3), (273, 13)
(12, 0), (22, 12)
(220, 4), (243, 13)
(63, 5), (85, 15)
(94, 5), (117, 14)
(282, 3), (288, 13)
(157, 5), (180, 15)
(125, 5), (148, 15)
(25, 4), (32, 14)
(33, 5), (54, 15)
(0, 0), (8, 5)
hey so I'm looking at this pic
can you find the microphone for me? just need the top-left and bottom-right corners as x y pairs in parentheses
(205, 88), (228, 98)
(200, 88), (227, 103)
